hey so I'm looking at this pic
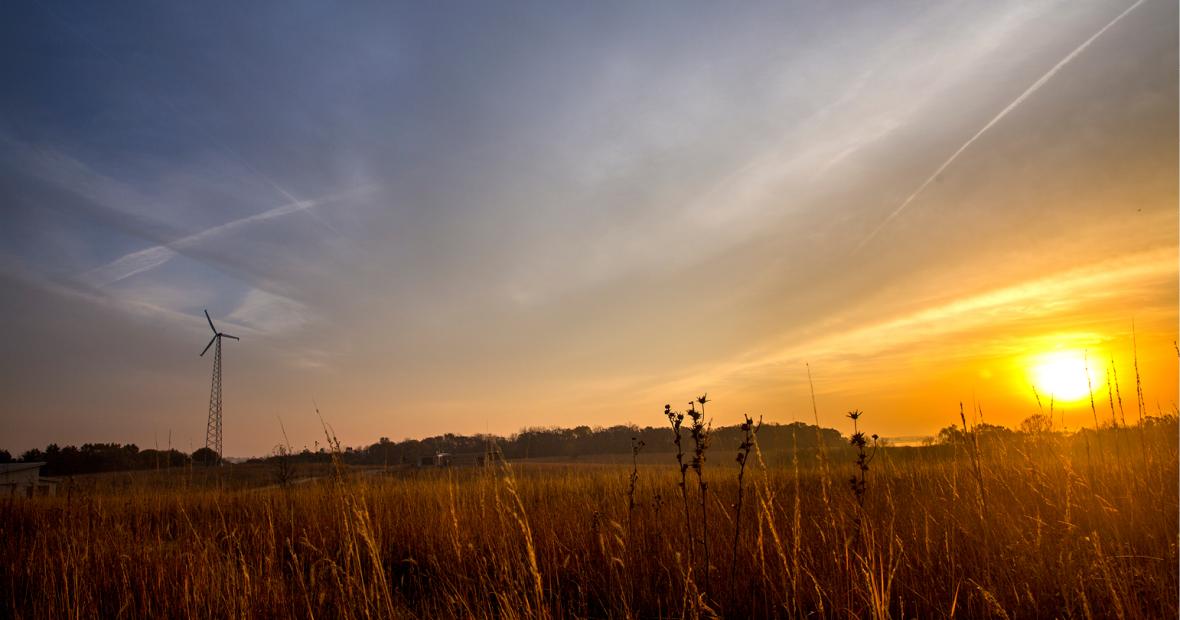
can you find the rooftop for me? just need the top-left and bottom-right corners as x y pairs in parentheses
(0, 462), (45, 473)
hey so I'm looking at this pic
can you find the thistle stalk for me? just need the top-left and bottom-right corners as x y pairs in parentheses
(688, 394), (713, 600)
(729, 413), (760, 609)
(666, 404), (693, 567)
(847, 409), (878, 540)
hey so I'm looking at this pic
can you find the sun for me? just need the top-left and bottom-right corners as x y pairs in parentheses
(1029, 350), (1101, 403)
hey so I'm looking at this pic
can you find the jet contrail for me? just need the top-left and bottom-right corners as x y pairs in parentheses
(855, 0), (1147, 252)
(82, 185), (373, 287)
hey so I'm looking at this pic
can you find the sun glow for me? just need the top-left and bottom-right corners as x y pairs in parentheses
(1029, 350), (1103, 403)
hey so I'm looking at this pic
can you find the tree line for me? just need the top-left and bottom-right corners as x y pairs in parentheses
(2, 443), (189, 476)
(10, 411), (1172, 476)
(3, 422), (846, 475)
(332, 422), (846, 467)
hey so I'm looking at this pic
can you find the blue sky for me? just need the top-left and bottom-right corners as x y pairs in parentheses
(1, 1), (1176, 456)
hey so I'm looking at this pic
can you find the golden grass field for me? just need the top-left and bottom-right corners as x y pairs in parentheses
(2, 418), (1177, 619)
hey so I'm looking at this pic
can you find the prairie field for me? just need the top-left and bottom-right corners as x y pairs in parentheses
(2, 419), (1177, 619)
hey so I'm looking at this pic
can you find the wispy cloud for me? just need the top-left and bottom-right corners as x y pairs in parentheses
(0, 258), (204, 330)
(81, 186), (373, 288)
(856, 0), (1149, 251)
(652, 248), (1177, 397)
(227, 288), (311, 334)
(499, 2), (1059, 307)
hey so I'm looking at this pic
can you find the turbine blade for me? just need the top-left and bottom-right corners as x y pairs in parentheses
(222, 334), (240, 341)
(200, 335), (217, 356)
(205, 309), (217, 333)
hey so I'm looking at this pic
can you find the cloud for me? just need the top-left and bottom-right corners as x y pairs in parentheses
(228, 288), (312, 334)
(81, 187), (372, 288)
(83, 246), (180, 287)
(662, 248), (1177, 394)
(855, 0), (1149, 251)
(495, 1), (1062, 306)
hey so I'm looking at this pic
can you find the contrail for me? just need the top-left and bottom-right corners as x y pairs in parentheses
(82, 186), (373, 287)
(855, 0), (1146, 251)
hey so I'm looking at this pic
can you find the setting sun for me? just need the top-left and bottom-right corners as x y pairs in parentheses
(1029, 350), (1102, 403)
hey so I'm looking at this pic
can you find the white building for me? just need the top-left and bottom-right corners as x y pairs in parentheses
(417, 452), (453, 468)
(0, 462), (58, 497)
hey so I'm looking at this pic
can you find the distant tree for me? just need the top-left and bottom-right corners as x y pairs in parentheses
(20, 448), (44, 463)
(974, 422), (1015, 439)
(935, 425), (966, 445)
(191, 447), (221, 466)
(1019, 414), (1053, 435)
(1142, 412), (1179, 429)
(58, 445), (82, 474)
(272, 444), (295, 487)
(0, 449), (11, 463)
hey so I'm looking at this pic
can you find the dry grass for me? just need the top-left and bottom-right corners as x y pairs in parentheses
(1, 419), (1176, 619)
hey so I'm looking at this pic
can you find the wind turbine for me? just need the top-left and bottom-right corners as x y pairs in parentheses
(200, 310), (239, 463)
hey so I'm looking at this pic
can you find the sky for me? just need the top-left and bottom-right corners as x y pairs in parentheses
(0, 0), (1176, 457)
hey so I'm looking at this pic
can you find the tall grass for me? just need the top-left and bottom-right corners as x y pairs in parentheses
(1, 416), (1176, 618)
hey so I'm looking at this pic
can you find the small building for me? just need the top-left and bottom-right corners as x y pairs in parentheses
(417, 452), (453, 468)
(448, 452), (492, 467)
(417, 452), (492, 468)
(0, 462), (58, 497)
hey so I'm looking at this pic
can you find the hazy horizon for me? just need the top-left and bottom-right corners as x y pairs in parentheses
(1, 0), (1176, 457)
